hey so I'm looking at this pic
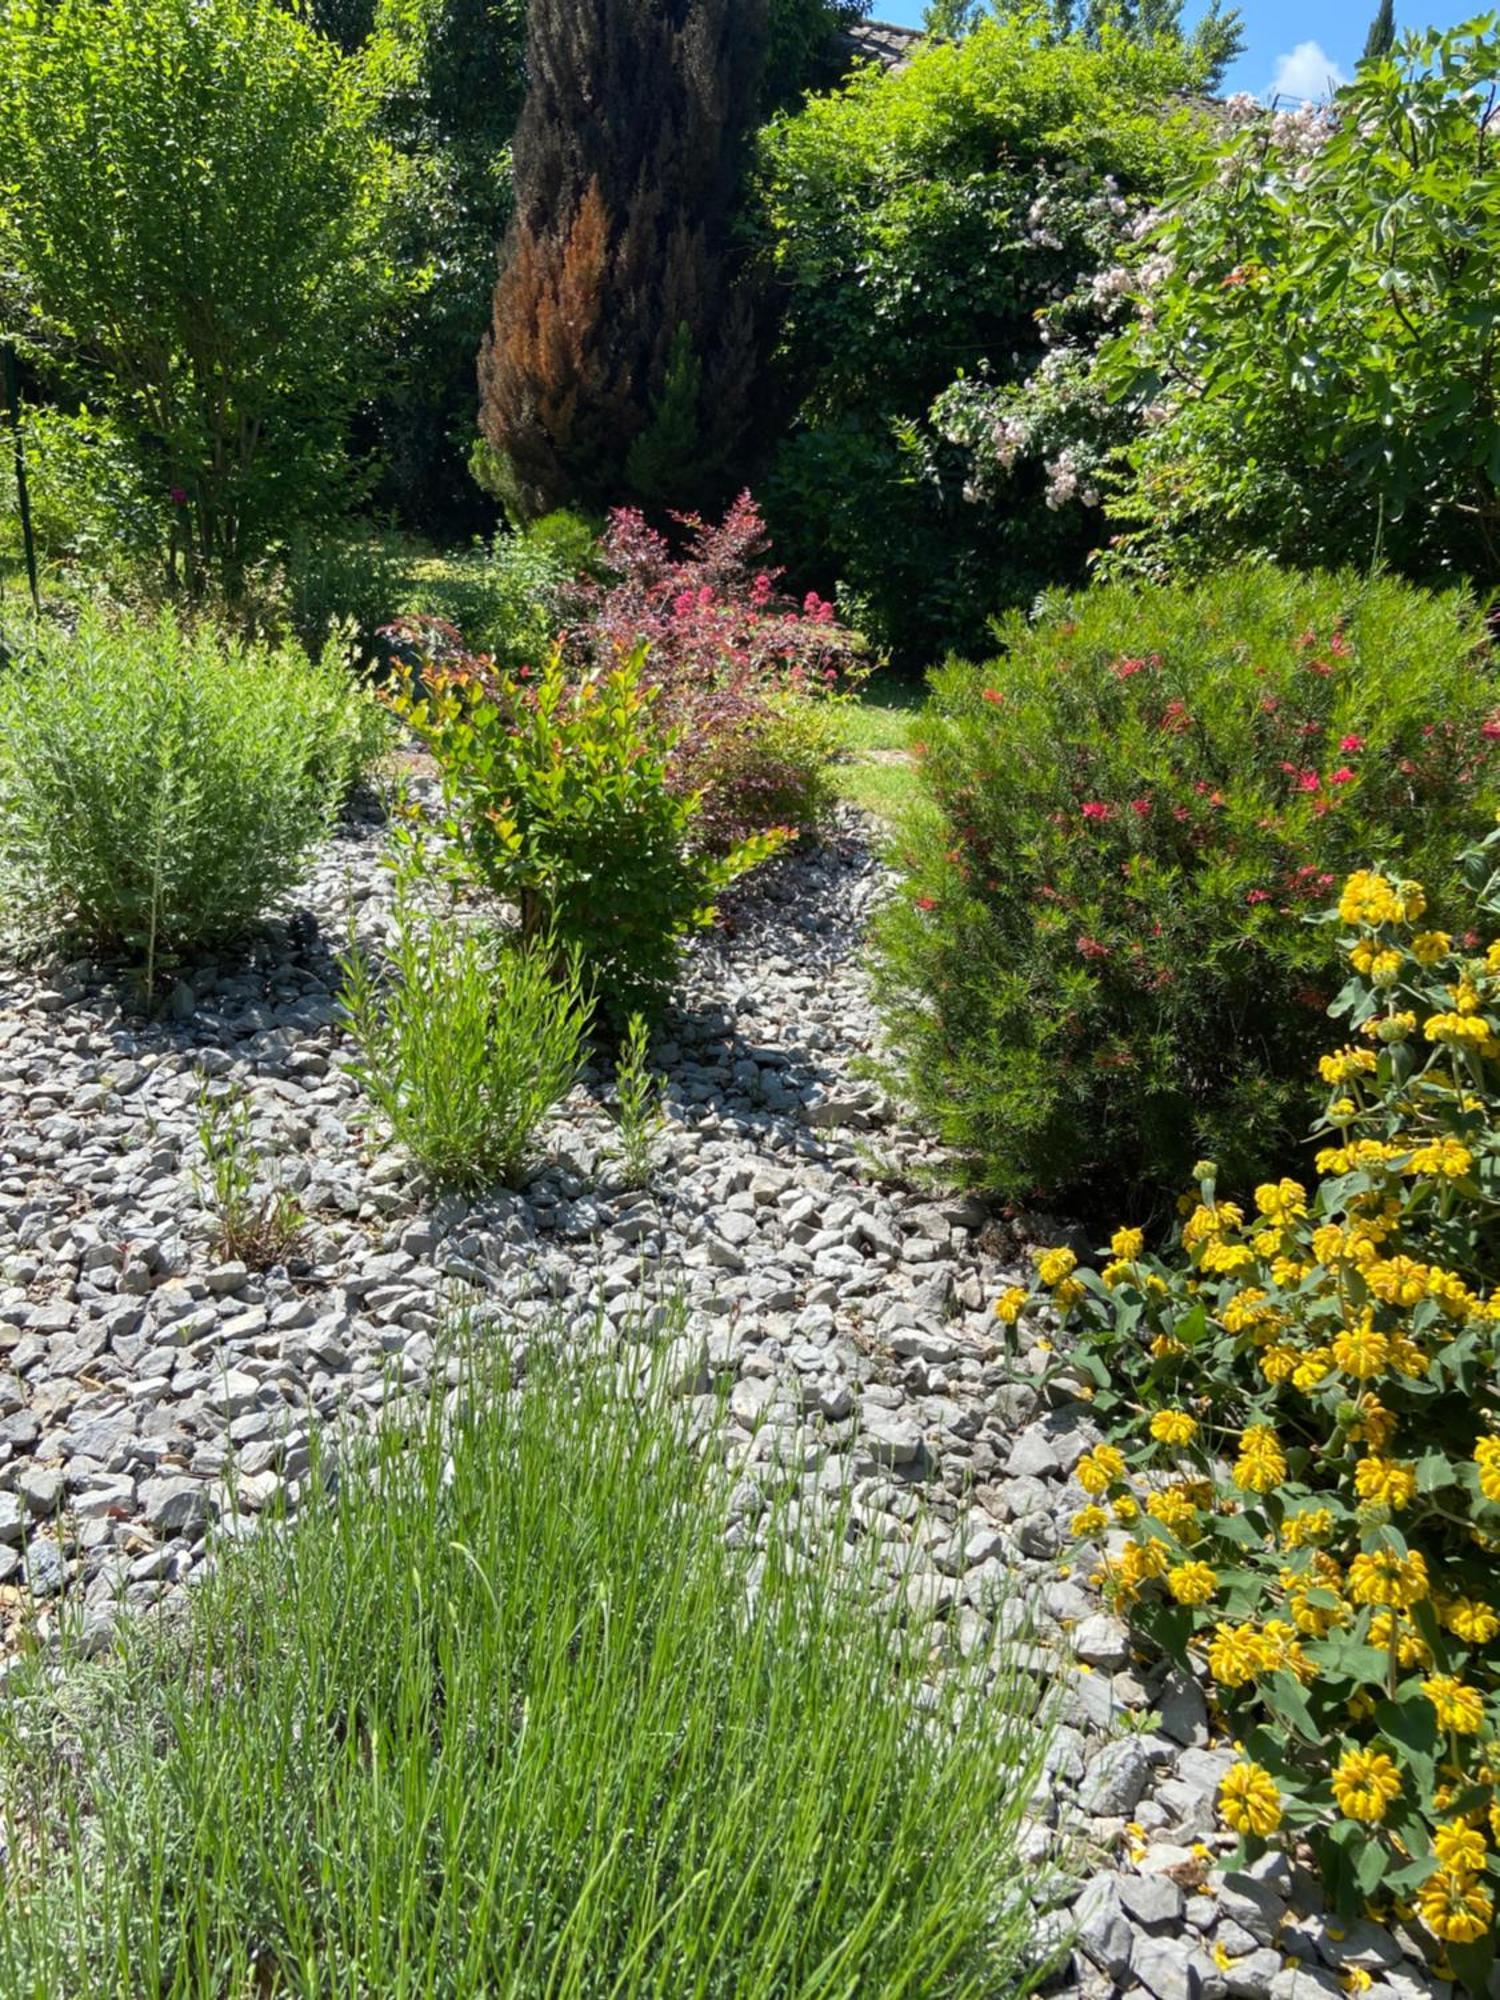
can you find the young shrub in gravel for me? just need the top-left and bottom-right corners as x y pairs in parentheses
(387, 638), (790, 1017)
(1005, 842), (1500, 1988)
(870, 566), (1500, 1214)
(339, 878), (591, 1192)
(0, 608), (380, 974)
(0, 1344), (1057, 1997)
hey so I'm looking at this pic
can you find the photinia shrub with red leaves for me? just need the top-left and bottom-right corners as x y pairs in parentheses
(868, 565), (1500, 1216)
(565, 492), (866, 848)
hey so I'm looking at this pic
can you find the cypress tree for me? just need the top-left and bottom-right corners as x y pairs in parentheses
(477, 0), (767, 519)
(1361, 0), (1395, 62)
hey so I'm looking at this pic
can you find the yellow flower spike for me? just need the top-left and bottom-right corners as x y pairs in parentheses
(1440, 1596), (1500, 1645)
(993, 1286), (1028, 1324)
(1432, 1820), (1487, 1874)
(1148, 1409), (1197, 1447)
(1232, 1425), (1286, 1495)
(1319, 1047), (1378, 1086)
(1167, 1560), (1218, 1606)
(1473, 1434), (1500, 1503)
(1339, 870), (1403, 927)
(1352, 1456), (1417, 1509)
(1420, 1675), (1486, 1735)
(1110, 1224), (1144, 1260)
(1034, 1246), (1077, 1288)
(1075, 1444), (1126, 1495)
(1348, 1547), (1429, 1609)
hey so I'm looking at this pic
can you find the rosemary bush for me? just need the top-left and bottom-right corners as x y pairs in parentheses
(0, 608), (379, 975)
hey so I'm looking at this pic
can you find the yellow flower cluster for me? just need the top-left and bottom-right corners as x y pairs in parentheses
(1339, 870), (1418, 928)
(1219, 1760), (1282, 1837)
(1037, 855), (1500, 1958)
(1417, 1868), (1493, 1946)
(1331, 1746), (1402, 1823)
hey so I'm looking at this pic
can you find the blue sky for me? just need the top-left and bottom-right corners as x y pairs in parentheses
(871, 0), (1481, 97)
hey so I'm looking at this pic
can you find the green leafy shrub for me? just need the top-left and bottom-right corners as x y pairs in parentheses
(0, 1345), (1053, 1995)
(754, 14), (1213, 664)
(394, 512), (595, 669)
(870, 567), (1500, 1212)
(270, 529), (411, 669)
(340, 873), (591, 1191)
(964, 21), (1500, 594)
(1006, 846), (1500, 1988)
(0, 609), (379, 972)
(388, 642), (789, 1015)
(0, 405), (167, 597)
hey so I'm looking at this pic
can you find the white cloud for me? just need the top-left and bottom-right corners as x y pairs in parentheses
(1267, 40), (1347, 102)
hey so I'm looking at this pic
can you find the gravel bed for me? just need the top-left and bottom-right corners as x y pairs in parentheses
(0, 799), (1460, 2000)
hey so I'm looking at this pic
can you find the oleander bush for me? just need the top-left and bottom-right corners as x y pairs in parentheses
(1002, 843), (1500, 1988)
(339, 870), (592, 1191)
(0, 609), (382, 974)
(386, 638), (789, 1015)
(869, 566), (1500, 1213)
(0, 1343), (1056, 1996)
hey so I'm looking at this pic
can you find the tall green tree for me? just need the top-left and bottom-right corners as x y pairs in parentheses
(477, 0), (768, 519)
(1361, 0), (1395, 62)
(1079, 21), (1500, 587)
(0, 0), (405, 598)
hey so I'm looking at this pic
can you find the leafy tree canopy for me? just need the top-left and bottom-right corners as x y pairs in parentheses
(0, 0), (408, 597)
(922, 0), (1243, 88)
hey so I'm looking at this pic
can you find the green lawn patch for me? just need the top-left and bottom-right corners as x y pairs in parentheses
(830, 676), (925, 824)
(0, 1342), (1059, 1997)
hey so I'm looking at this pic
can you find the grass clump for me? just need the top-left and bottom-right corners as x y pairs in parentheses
(0, 607), (381, 973)
(612, 1010), (666, 1188)
(193, 1080), (306, 1268)
(339, 873), (592, 1191)
(0, 1345), (1059, 1997)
